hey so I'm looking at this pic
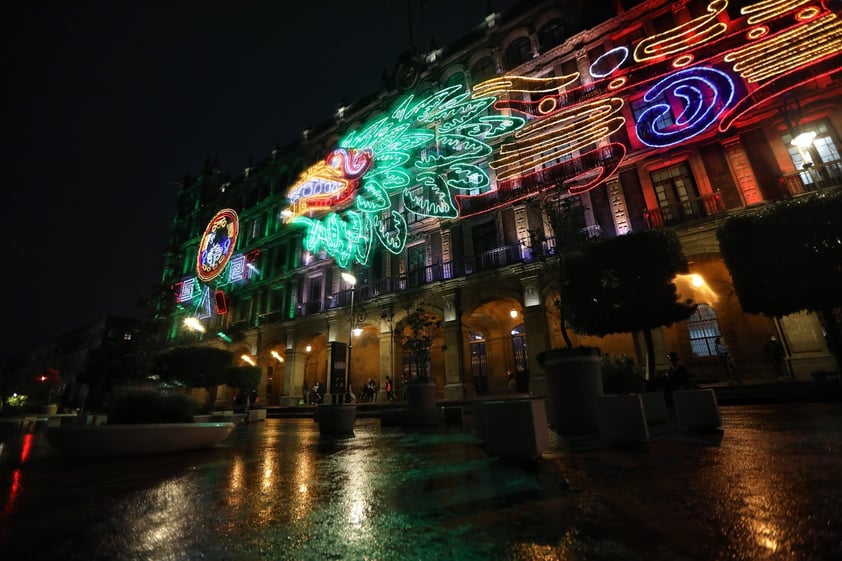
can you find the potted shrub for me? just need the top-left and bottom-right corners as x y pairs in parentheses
(152, 346), (232, 411)
(535, 196), (604, 434)
(395, 303), (442, 421)
(227, 365), (261, 410)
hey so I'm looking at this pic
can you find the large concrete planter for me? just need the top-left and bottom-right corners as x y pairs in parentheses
(317, 404), (356, 436)
(538, 348), (604, 435)
(45, 422), (235, 457)
(381, 382), (437, 427)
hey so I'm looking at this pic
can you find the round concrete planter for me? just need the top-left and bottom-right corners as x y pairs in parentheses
(317, 404), (356, 436)
(45, 422), (236, 457)
(538, 348), (604, 435)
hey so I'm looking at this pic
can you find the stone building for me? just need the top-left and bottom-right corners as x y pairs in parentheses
(155, 0), (842, 405)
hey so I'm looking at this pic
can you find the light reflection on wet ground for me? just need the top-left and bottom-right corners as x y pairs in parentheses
(1, 403), (841, 560)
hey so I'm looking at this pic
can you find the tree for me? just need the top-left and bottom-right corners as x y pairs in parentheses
(395, 304), (443, 383)
(563, 228), (697, 379)
(717, 190), (842, 367)
(227, 365), (262, 408)
(543, 196), (592, 348)
(154, 346), (233, 409)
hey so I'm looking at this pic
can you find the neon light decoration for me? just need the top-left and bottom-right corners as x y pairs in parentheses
(633, 0), (728, 62)
(196, 208), (239, 282)
(284, 83), (525, 267)
(635, 67), (736, 148)
(280, 0), (842, 269)
(286, 148), (373, 217)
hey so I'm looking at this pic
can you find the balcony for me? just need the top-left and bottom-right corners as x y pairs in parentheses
(644, 192), (726, 229)
(780, 160), (842, 196)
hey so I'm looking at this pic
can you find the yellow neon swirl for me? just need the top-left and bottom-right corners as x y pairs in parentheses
(633, 0), (729, 62)
(740, 0), (813, 25)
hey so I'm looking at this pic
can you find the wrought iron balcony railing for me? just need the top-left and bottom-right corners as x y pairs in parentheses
(644, 191), (726, 229)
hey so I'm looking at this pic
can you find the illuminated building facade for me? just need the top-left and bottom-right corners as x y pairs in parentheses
(158, 0), (842, 405)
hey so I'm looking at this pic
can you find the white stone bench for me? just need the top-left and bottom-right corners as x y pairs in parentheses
(480, 398), (550, 460)
(673, 389), (722, 431)
(596, 394), (649, 443)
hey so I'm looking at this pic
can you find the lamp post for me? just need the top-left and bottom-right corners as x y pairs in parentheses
(341, 271), (357, 402)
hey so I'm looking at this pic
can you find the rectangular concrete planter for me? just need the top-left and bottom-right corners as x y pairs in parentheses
(596, 394), (649, 443)
(481, 398), (550, 460)
(634, 391), (670, 424)
(673, 389), (722, 430)
(247, 409), (267, 422)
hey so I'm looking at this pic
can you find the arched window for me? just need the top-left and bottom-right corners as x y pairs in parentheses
(470, 57), (496, 85)
(686, 304), (722, 357)
(505, 36), (533, 68)
(538, 19), (566, 52)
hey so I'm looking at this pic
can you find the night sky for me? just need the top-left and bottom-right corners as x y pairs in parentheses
(1, 0), (523, 360)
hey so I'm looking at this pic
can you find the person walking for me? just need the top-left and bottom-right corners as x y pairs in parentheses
(714, 337), (741, 384)
(302, 381), (310, 406)
(384, 376), (394, 401)
(765, 335), (791, 380)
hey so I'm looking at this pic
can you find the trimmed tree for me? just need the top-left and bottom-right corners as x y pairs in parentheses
(564, 228), (697, 379)
(154, 346), (233, 410)
(717, 189), (842, 368)
(227, 365), (262, 409)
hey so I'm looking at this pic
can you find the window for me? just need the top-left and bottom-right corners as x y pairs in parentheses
(686, 304), (722, 357)
(631, 93), (675, 132)
(511, 324), (528, 373)
(538, 19), (566, 52)
(649, 162), (701, 224)
(783, 120), (842, 188)
(122, 331), (133, 341)
(504, 36), (533, 68)
(471, 57), (496, 85)
(469, 332), (489, 395)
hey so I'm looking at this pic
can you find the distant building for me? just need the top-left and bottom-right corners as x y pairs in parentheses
(1, 315), (141, 409)
(155, 0), (842, 405)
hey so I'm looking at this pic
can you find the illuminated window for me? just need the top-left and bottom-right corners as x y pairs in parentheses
(469, 332), (489, 395)
(123, 332), (133, 341)
(783, 120), (842, 188)
(686, 304), (722, 357)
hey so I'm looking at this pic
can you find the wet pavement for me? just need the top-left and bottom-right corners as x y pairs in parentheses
(2, 402), (841, 561)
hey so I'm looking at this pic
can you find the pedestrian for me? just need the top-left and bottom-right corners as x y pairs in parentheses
(714, 337), (741, 384)
(346, 383), (356, 403)
(312, 382), (322, 404)
(302, 381), (310, 405)
(666, 352), (697, 390)
(506, 370), (516, 393)
(765, 335), (790, 380)
(384, 376), (394, 401)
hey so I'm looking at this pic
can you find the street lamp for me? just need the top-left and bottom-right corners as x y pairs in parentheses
(341, 271), (357, 402)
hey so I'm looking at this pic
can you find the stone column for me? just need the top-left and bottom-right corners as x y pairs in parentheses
(521, 275), (551, 396)
(378, 320), (395, 403)
(441, 292), (465, 400)
(723, 137), (763, 205)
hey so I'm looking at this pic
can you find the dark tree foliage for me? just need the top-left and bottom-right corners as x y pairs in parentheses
(154, 346), (232, 390)
(717, 190), (842, 316)
(227, 366), (261, 390)
(717, 189), (842, 365)
(395, 304), (443, 383)
(564, 228), (696, 377)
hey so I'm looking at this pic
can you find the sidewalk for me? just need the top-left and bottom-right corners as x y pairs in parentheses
(265, 378), (842, 419)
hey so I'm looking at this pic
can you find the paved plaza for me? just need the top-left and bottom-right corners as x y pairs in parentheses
(1, 401), (841, 560)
